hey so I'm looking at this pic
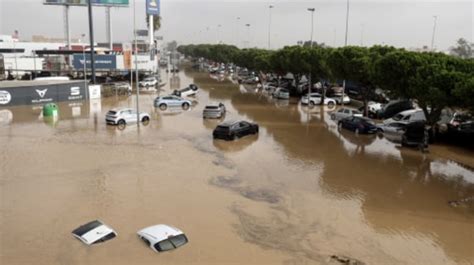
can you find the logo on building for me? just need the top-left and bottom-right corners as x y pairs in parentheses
(36, 89), (48, 98)
(0, 91), (12, 105)
(70, 87), (80, 96)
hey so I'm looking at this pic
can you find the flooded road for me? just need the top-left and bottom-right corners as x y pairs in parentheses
(1, 66), (473, 265)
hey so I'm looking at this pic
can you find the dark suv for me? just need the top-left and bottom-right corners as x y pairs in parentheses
(213, 120), (259, 140)
(376, 100), (413, 119)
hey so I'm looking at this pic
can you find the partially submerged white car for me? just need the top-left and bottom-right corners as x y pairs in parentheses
(106, 108), (151, 125)
(72, 220), (117, 245)
(137, 224), (188, 252)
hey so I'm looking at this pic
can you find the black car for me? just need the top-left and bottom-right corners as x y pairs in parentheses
(376, 100), (413, 119)
(338, 116), (377, 134)
(402, 121), (429, 148)
(213, 120), (259, 140)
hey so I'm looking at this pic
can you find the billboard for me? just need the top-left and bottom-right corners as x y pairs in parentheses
(0, 81), (86, 106)
(72, 54), (117, 70)
(43, 0), (129, 6)
(146, 0), (160, 15)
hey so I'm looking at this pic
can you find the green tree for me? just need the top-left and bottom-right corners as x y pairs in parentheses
(449, 38), (473, 59)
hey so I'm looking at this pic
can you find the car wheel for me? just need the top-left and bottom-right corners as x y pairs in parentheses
(327, 101), (335, 108)
(309, 101), (315, 107)
(141, 116), (150, 124)
(118, 119), (126, 126)
(159, 104), (167, 110)
(182, 102), (190, 110)
(401, 135), (407, 146)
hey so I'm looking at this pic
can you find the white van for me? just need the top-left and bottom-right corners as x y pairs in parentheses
(383, 109), (426, 125)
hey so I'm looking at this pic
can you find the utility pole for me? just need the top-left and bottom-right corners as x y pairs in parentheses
(87, 0), (96, 84)
(307, 8), (315, 103)
(133, 0), (140, 124)
(245, 24), (251, 48)
(236, 17), (240, 47)
(268, 5), (274, 49)
(342, 0), (350, 107)
(64, 5), (71, 49)
(431, 15), (438, 51)
(106, 7), (113, 50)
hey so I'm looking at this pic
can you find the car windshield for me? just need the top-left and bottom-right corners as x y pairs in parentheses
(169, 235), (188, 248)
(206, 106), (219, 110)
(217, 125), (229, 131)
(392, 113), (404, 121)
(107, 111), (117, 115)
(155, 240), (174, 252)
(363, 119), (375, 125)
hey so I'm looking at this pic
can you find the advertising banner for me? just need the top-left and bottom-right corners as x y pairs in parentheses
(0, 81), (86, 106)
(146, 0), (160, 15)
(43, 0), (129, 6)
(72, 54), (117, 70)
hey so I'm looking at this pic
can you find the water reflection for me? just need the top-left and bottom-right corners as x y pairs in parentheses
(213, 134), (259, 152)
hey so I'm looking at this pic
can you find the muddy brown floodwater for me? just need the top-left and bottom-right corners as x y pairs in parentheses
(1, 66), (473, 265)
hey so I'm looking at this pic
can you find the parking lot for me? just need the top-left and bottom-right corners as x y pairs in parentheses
(1, 67), (473, 265)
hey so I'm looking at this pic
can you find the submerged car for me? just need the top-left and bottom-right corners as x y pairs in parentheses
(331, 107), (363, 121)
(203, 103), (226, 119)
(106, 108), (150, 125)
(330, 93), (351, 105)
(154, 95), (192, 110)
(383, 109), (426, 125)
(375, 100), (413, 119)
(301, 93), (336, 107)
(338, 116), (377, 134)
(72, 220), (117, 245)
(272, 88), (290, 99)
(139, 77), (158, 87)
(401, 121), (429, 147)
(213, 120), (259, 140)
(172, 84), (199, 97)
(137, 224), (188, 253)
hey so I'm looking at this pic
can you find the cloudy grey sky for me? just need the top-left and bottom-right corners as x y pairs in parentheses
(0, 0), (472, 51)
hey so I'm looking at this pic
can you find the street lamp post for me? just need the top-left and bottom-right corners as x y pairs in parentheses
(431, 15), (438, 51)
(245, 24), (251, 48)
(133, 0), (140, 124)
(268, 5), (274, 50)
(307, 8), (315, 101)
(236, 17), (241, 47)
(87, 0), (96, 84)
(342, 0), (350, 107)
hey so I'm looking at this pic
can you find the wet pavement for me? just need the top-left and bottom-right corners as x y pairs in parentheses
(1, 66), (473, 265)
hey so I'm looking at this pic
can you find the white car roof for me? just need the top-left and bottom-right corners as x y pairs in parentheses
(398, 109), (422, 115)
(110, 108), (133, 112)
(72, 220), (117, 245)
(137, 224), (185, 244)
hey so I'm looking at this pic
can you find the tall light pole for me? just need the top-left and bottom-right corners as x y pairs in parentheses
(431, 15), (438, 51)
(342, 0), (350, 107)
(133, 0), (140, 124)
(344, 0), (350, 46)
(268, 5), (274, 49)
(307, 8), (315, 100)
(245, 24), (251, 48)
(217, 24), (221, 44)
(87, 0), (96, 84)
(236, 17), (241, 47)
